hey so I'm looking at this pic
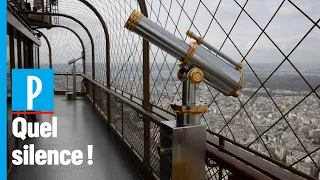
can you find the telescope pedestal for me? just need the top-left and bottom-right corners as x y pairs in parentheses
(160, 120), (206, 180)
(72, 63), (77, 99)
(65, 63), (77, 100)
(160, 79), (207, 180)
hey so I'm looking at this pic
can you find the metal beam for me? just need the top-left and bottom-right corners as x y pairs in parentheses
(76, 0), (111, 130)
(7, 10), (41, 45)
(35, 25), (86, 73)
(77, 0), (109, 83)
(34, 30), (52, 68)
(20, 11), (95, 74)
(137, 0), (151, 168)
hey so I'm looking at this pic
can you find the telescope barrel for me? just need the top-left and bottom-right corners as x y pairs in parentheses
(186, 30), (242, 70)
(68, 56), (82, 65)
(125, 10), (244, 96)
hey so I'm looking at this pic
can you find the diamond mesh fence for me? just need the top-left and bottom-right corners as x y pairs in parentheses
(36, 0), (320, 178)
(38, 28), (83, 73)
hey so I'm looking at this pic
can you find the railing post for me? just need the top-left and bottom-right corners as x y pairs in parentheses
(17, 32), (22, 68)
(219, 136), (225, 180)
(76, 0), (111, 129)
(72, 63), (77, 99)
(121, 102), (124, 136)
(138, 0), (151, 167)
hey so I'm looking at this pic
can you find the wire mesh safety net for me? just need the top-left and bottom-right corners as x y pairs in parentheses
(37, 0), (320, 178)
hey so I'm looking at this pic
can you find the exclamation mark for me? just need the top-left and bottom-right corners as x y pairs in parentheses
(87, 145), (93, 165)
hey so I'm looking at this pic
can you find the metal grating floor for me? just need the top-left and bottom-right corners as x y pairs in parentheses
(8, 95), (143, 180)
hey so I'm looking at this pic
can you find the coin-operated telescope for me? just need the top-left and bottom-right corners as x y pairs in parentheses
(125, 10), (244, 180)
(65, 52), (84, 100)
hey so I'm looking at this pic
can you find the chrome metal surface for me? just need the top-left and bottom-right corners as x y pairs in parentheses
(191, 46), (242, 95)
(136, 16), (190, 60)
(126, 12), (243, 96)
(182, 81), (196, 106)
(172, 123), (206, 180)
(159, 121), (206, 180)
(189, 32), (238, 68)
(176, 80), (199, 126)
(7, 10), (41, 45)
(176, 112), (201, 127)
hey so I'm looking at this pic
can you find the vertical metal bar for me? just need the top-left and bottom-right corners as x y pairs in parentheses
(99, 88), (101, 108)
(219, 167), (223, 180)
(176, 80), (199, 127)
(182, 81), (196, 105)
(138, 0), (151, 166)
(142, 38), (150, 164)
(41, 0), (44, 21)
(77, 0), (111, 128)
(23, 37), (28, 68)
(73, 63), (76, 99)
(219, 136), (225, 180)
(9, 26), (15, 69)
(121, 102), (124, 136)
(82, 51), (85, 74)
(17, 32), (22, 68)
(34, 30), (52, 68)
(66, 75), (69, 92)
(37, 46), (40, 68)
(28, 40), (34, 68)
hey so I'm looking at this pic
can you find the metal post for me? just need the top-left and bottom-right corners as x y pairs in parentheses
(72, 62), (77, 99)
(160, 67), (207, 180)
(176, 80), (198, 127)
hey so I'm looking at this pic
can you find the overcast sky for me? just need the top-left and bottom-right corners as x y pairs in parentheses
(38, 0), (320, 69)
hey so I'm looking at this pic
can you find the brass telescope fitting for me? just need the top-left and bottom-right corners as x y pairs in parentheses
(171, 103), (208, 115)
(179, 41), (198, 68)
(186, 30), (204, 44)
(229, 73), (244, 97)
(124, 10), (143, 31)
(235, 62), (243, 70)
(187, 68), (204, 84)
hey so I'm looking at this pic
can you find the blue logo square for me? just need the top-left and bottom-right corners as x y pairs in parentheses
(12, 69), (54, 111)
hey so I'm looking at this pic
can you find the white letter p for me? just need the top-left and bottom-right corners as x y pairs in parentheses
(27, 76), (42, 110)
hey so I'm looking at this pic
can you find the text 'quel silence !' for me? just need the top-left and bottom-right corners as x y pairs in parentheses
(11, 117), (93, 165)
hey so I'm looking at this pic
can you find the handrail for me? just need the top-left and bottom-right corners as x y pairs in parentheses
(206, 143), (272, 180)
(207, 130), (317, 180)
(206, 133), (315, 180)
(82, 74), (170, 131)
(81, 73), (315, 180)
(54, 73), (82, 76)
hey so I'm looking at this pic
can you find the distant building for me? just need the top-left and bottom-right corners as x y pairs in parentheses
(309, 129), (320, 140)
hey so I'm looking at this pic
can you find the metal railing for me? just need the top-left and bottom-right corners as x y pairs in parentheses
(81, 73), (317, 180)
(54, 73), (83, 92)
